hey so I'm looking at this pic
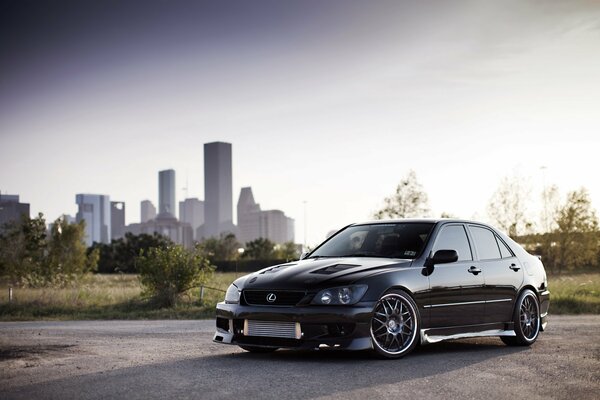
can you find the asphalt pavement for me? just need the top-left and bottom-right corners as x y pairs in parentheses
(1, 316), (599, 399)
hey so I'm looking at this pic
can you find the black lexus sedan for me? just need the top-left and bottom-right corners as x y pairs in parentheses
(213, 219), (550, 358)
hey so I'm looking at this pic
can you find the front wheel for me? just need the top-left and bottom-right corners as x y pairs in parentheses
(501, 289), (540, 346)
(370, 290), (420, 359)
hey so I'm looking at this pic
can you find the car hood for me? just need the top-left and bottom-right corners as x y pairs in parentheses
(235, 257), (413, 291)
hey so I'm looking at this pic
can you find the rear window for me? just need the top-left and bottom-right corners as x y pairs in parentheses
(469, 226), (501, 260)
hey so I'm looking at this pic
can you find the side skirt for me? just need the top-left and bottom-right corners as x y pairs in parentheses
(420, 328), (516, 345)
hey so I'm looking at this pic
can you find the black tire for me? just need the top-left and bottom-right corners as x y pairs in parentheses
(239, 345), (278, 353)
(501, 289), (540, 346)
(370, 289), (420, 359)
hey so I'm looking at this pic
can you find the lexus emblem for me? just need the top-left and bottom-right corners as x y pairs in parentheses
(266, 293), (277, 303)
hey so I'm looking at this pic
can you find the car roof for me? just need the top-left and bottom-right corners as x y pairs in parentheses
(351, 218), (484, 226)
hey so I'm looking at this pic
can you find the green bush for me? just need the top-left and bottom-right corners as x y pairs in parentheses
(137, 245), (214, 307)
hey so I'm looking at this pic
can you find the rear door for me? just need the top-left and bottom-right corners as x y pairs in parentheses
(427, 224), (486, 327)
(467, 225), (524, 324)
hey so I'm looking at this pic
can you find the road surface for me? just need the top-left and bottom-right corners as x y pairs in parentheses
(1, 316), (599, 399)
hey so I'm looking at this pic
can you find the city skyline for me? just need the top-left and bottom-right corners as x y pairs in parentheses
(1, 1), (600, 246)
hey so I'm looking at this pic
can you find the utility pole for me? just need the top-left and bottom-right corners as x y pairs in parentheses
(303, 200), (307, 250)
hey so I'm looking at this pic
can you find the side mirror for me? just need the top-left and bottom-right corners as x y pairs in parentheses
(425, 249), (458, 267)
(300, 252), (310, 260)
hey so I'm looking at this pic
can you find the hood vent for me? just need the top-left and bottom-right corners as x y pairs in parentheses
(259, 263), (296, 274)
(311, 264), (359, 275)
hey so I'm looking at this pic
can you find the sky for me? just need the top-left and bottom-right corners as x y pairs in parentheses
(1, 0), (600, 246)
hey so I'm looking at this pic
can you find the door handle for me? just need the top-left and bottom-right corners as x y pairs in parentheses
(468, 266), (481, 275)
(509, 263), (520, 271)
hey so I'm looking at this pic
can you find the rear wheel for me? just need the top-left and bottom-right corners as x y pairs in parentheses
(239, 345), (278, 353)
(501, 289), (540, 346)
(370, 290), (420, 359)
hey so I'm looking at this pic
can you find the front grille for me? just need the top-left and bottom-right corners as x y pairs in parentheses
(243, 290), (306, 306)
(244, 320), (301, 339)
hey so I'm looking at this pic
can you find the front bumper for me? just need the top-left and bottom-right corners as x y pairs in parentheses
(213, 301), (376, 350)
(539, 289), (550, 331)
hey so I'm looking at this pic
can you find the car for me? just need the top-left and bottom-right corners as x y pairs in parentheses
(213, 219), (550, 359)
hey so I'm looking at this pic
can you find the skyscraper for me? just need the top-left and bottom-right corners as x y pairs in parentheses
(179, 198), (204, 240)
(76, 194), (111, 246)
(204, 142), (233, 237)
(236, 187), (295, 245)
(0, 194), (30, 235)
(140, 200), (156, 223)
(158, 169), (176, 218)
(110, 201), (125, 240)
(237, 187), (261, 244)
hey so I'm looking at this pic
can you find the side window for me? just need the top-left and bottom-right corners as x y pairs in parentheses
(470, 226), (501, 260)
(497, 237), (514, 258)
(433, 225), (472, 261)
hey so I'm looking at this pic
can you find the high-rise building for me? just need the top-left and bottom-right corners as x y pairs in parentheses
(236, 187), (295, 245)
(204, 142), (233, 237)
(179, 198), (204, 240)
(125, 171), (195, 248)
(140, 200), (156, 223)
(110, 201), (126, 240)
(237, 187), (261, 244)
(158, 169), (176, 218)
(76, 194), (111, 246)
(0, 194), (30, 234)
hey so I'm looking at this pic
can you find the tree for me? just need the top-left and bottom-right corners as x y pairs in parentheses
(45, 218), (95, 285)
(197, 233), (241, 262)
(243, 238), (276, 260)
(274, 242), (299, 261)
(487, 174), (532, 238)
(90, 233), (173, 273)
(374, 170), (430, 219)
(0, 213), (47, 284)
(553, 188), (599, 273)
(540, 185), (561, 233)
(137, 245), (214, 307)
(0, 214), (95, 286)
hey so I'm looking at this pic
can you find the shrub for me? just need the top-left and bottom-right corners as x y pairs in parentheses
(137, 245), (214, 307)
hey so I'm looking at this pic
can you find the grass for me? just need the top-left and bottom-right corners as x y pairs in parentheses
(0, 272), (598, 320)
(0, 272), (238, 321)
(547, 272), (600, 314)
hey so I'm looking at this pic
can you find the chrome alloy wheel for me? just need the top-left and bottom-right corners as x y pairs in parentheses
(370, 292), (418, 357)
(520, 292), (540, 341)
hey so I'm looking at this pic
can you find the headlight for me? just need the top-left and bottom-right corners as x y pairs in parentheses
(311, 285), (368, 305)
(224, 284), (241, 304)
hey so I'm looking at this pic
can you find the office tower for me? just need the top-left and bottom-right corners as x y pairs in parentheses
(258, 210), (295, 244)
(158, 169), (176, 218)
(236, 187), (295, 245)
(179, 198), (204, 240)
(110, 201), (126, 240)
(140, 200), (156, 223)
(0, 194), (30, 235)
(204, 142), (233, 237)
(75, 194), (111, 246)
(237, 187), (261, 244)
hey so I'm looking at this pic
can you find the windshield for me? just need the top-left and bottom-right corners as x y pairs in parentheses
(309, 223), (434, 259)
